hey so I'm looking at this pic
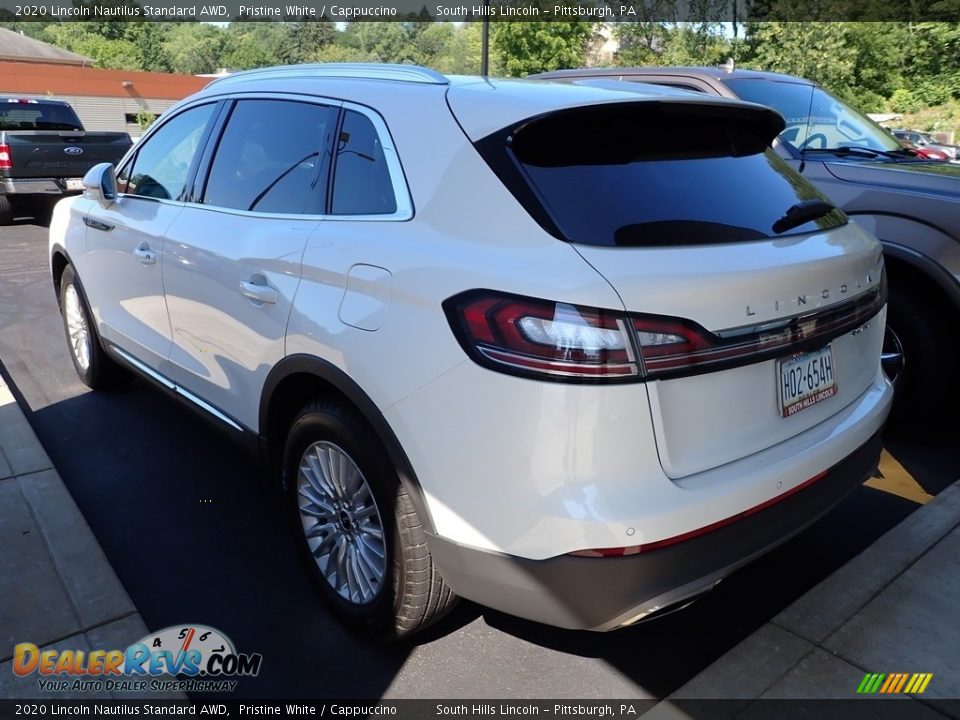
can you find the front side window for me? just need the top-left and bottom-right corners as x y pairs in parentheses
(331, 110), (397, 216)
(119, 103), (214, 201)
(203, 99), (336, 214)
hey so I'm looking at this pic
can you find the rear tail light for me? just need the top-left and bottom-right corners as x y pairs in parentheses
(0, 143), (11, 170)
(445, 278), (884, 383)
(445, 292), (638, 380)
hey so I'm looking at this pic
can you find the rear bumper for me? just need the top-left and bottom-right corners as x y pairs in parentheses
(427, 429), (883, 631)
(2, 177), (75, 195)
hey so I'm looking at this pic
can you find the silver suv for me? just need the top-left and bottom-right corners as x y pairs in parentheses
(50, 65), (891, 637)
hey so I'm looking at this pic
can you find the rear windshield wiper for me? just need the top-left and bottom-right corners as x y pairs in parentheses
(772, 199), (837, 234)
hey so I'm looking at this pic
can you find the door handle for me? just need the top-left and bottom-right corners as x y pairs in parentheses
(240, 278), (278, 305)
(134, 243), (156, 265)
(83, 217), (114, 232)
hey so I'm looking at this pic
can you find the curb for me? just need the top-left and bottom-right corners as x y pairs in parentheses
(642, 475), (960, 714)
(0, 366), (180, 700)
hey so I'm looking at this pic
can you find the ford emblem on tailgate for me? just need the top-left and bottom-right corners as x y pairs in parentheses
(64, 146), (83, 155)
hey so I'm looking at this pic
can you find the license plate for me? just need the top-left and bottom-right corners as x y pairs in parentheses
(777, 345), (838, 418)
(65, 178), (83, 191)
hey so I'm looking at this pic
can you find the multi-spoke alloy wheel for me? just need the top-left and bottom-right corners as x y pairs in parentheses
(64, 283), (91, 372)
(297, 441), (386, 605)
(285, 401), (458, 637)
(58, 264), (124, 390)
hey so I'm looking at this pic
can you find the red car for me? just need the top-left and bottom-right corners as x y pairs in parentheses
(891, 134), (949, 161)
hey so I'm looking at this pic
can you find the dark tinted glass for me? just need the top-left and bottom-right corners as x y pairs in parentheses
(723, 78), (902, 153)
(331, 110), (397, 215)
(204, 99), (335, 214)
(122, 103), (214, 200)
(0, 102), (82, 131)
(504, 103), (846, 247)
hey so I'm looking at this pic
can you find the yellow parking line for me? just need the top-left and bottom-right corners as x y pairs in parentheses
(864, 449), (933, 505)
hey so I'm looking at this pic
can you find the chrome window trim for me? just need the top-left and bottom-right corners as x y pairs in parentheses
(115, 93), (414, 222)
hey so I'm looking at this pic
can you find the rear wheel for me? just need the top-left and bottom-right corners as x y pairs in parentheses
(284, 400), (457, 639)
(59, 265), (126, 389)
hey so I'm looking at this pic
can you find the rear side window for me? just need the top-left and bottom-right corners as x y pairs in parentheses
(331, 110), (397, 216)
(203, 99), (336, 214)
(477, 102), (847, 247)
(120, 103), (214, 201)
(0, 101), (82, 131)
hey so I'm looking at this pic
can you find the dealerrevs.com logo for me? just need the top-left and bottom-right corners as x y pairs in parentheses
(13, 625), (262, 693)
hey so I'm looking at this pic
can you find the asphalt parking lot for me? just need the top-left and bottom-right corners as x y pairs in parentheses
(2, 217), (958, 700)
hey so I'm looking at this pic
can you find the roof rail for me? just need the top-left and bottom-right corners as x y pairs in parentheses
(208, 63), (450, 87)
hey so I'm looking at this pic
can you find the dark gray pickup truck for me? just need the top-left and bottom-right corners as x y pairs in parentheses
(534, 67), (960, 431)
(0, 97), (131, 224)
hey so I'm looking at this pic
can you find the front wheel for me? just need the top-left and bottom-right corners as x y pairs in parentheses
(59, 265), (126, 389)
(284, 400), (457, 639)
(0, 195), (15, 225)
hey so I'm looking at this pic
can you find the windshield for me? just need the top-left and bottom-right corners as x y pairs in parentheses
(723, 78), (902, 154)
(0, 102), (83, 131)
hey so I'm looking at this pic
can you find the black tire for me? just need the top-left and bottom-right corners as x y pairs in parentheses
(884, 280), (957, 433)
(0, 194), (14, 225)
(59, 265), (127, 389)
(283, 400), (457, 639)
(28, 197), (55, 226)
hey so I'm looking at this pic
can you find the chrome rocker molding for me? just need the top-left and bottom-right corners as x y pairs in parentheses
(109, 345), (245, 433)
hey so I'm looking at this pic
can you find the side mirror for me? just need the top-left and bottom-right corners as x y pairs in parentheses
(82, 163), (118, 208)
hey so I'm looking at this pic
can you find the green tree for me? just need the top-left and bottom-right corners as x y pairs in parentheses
(744, 22), (857, 94)
(287, 20), (336, 62)
(493, 21), (595, 76)
(42, 22), (140, 69)
(222, 21), (292, 69)
(163, 22), (226, 74)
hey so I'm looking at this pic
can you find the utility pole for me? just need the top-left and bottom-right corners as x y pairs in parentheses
(481, 2), (490, 76)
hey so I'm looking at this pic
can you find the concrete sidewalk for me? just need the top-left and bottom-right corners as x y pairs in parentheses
(645, 477), (960, 717)
(0, 368), (156, 699)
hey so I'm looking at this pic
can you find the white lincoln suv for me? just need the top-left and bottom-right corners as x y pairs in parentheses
(49, 64), (892, 638)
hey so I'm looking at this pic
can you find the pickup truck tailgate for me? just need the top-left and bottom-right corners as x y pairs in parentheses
(0, 131), (131, 180)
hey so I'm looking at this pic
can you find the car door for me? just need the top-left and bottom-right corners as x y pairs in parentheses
(160, 96), (339, 430)
(78, 102), (217, 370)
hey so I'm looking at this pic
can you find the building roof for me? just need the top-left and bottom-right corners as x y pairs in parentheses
(0, 61), (210, 100)
(0, 27), (92, 66)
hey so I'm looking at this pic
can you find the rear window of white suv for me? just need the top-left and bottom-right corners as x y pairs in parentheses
(476, 101), (847, 247)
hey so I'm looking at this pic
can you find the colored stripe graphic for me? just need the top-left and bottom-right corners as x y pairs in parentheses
(858, 672), (932, 694)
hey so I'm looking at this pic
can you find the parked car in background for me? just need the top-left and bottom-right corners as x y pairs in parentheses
(533, 66), (960, 431)
(0, 97), (131, 224)
(892, 129), (957, 161)
(49, 64), (890, 637)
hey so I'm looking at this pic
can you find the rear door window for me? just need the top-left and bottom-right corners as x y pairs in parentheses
(202, 99), (336, 214)
(331, 109), (397, 216)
